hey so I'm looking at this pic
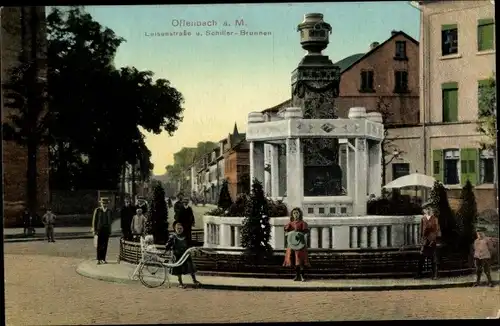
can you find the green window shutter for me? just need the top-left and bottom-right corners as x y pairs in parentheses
(442, 24), (457, 31)
(478, 21), (495, 51)
(442, 82), (458, 90)
(460, 149), (469, 184)
(468, 148), (479, 186)
(478, 18), (495, 25)
(433, 150), (443, 182)
(442, 83), (458, 122)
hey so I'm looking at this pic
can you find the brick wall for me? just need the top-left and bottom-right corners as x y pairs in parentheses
(2, 7), (50, 225)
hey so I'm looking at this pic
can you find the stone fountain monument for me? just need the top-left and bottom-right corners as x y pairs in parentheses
(203, 13), (421, 252)
(292, 13), (343, 198)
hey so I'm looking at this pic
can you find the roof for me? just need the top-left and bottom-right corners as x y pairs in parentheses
(261, 99), (292, 114)
(333, 53), (365, 73)
(258, 30), (419, 116)
(341, 31), (419, 75)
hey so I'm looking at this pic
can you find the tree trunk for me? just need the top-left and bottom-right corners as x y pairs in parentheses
(26, 7), (41, 213)
(131, 163), (136, 201)
(26, 139), (39, 213)
(120, 163), (126, 205)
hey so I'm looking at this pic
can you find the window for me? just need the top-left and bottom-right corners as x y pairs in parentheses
(442, 82), (458, 122)
(392, 163), (410, 180)
(395, 41), (407, 59)
(441, 24), (458, 56)
(478, 18), (495, 51)
(460, 148), (478, 185)
(443, 149), (460, 185)
(360, 71), (374, 92)
(394, 71), (409, 93)
(480, 150), (495, 184)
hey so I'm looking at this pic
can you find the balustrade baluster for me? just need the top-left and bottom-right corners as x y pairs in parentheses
(413, 224), (419, 245)
(370, 226), (378, 248)
(310, 228), (319, 248)
(234, 226), (241, 247)
(360, 226), (368, 248)
(322, 227), (330, 249)
(379, 225), (387, 247)
(350, 226), (358, 248)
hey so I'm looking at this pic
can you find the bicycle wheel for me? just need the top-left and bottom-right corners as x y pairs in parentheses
(138, 259), (166, 288)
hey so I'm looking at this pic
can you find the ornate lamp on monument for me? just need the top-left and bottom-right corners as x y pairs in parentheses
(292, 13), (342, 196)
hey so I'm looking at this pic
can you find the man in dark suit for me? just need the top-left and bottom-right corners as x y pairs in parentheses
(173, 193), (185, 220)
(416, 201), (440, 279)
(120, 197), (136, 241)
(136, 196), (148, 215)
(92, 198), (113, 264)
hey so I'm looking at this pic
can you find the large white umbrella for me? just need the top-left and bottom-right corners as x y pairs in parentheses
(383, 173), (436, 189)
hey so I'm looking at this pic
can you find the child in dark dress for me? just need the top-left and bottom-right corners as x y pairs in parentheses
(165, 221), (201, 289)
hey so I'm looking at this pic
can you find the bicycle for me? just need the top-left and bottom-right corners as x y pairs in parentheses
(135, 245), (202, 288)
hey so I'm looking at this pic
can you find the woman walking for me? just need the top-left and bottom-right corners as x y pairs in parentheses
(283, 207), (310, 282)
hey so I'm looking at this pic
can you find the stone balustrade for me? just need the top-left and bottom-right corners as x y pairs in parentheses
(203, 215), (421, 251)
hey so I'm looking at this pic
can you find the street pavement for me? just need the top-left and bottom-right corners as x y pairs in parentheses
(4, 238), (500, 324)
(3, 204), (213, 242)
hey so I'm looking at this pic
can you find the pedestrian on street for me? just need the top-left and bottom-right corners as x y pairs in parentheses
(473, 228), (495, 287)
(175, 198), (195, 245)
(283, 207), (310, 282)
(22, 209), (33, 236)
(164, 221), (201, 289)
(92, 198), (113, 265)
(415, 202), (440, 279)
(136, 197), (148, 215)
(42, 208), (56, 242)
(131, 208), (147, 241)
(173, 193), (185, 219)
(120, 197), (136, 241)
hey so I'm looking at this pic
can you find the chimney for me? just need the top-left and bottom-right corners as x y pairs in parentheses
(369, 42), (380, 50)
(391, 30), (398, 36)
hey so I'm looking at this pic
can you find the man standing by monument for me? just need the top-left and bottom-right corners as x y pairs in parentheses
(92, 198), (113, 264)
(416, 202), (440, 279)
(174, 192), (185, 220)
(120, 197), (136, 240)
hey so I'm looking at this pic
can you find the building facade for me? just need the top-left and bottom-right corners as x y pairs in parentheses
(335, 31), (420, 126)
(416, 0), (496, 210)
(1, 7), (50, 224)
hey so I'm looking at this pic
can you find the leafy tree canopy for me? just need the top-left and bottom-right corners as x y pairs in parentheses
(477, 76), (496, 150)
(45, 6), (184, 190)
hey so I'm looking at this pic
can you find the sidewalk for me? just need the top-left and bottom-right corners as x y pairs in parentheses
(4, 220), (122, 242)
(76, 259), (500, 292)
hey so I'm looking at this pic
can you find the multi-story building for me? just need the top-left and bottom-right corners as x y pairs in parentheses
(409, 0), (496, 210)
(223, 124), (249, 200)
(1, 7), (50, 224)
(262, 30), (421, 189)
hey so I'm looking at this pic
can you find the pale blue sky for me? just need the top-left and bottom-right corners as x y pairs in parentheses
(77, 2), (420, 175)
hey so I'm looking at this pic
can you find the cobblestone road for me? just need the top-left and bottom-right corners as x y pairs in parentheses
(4, 239), (500, 324)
